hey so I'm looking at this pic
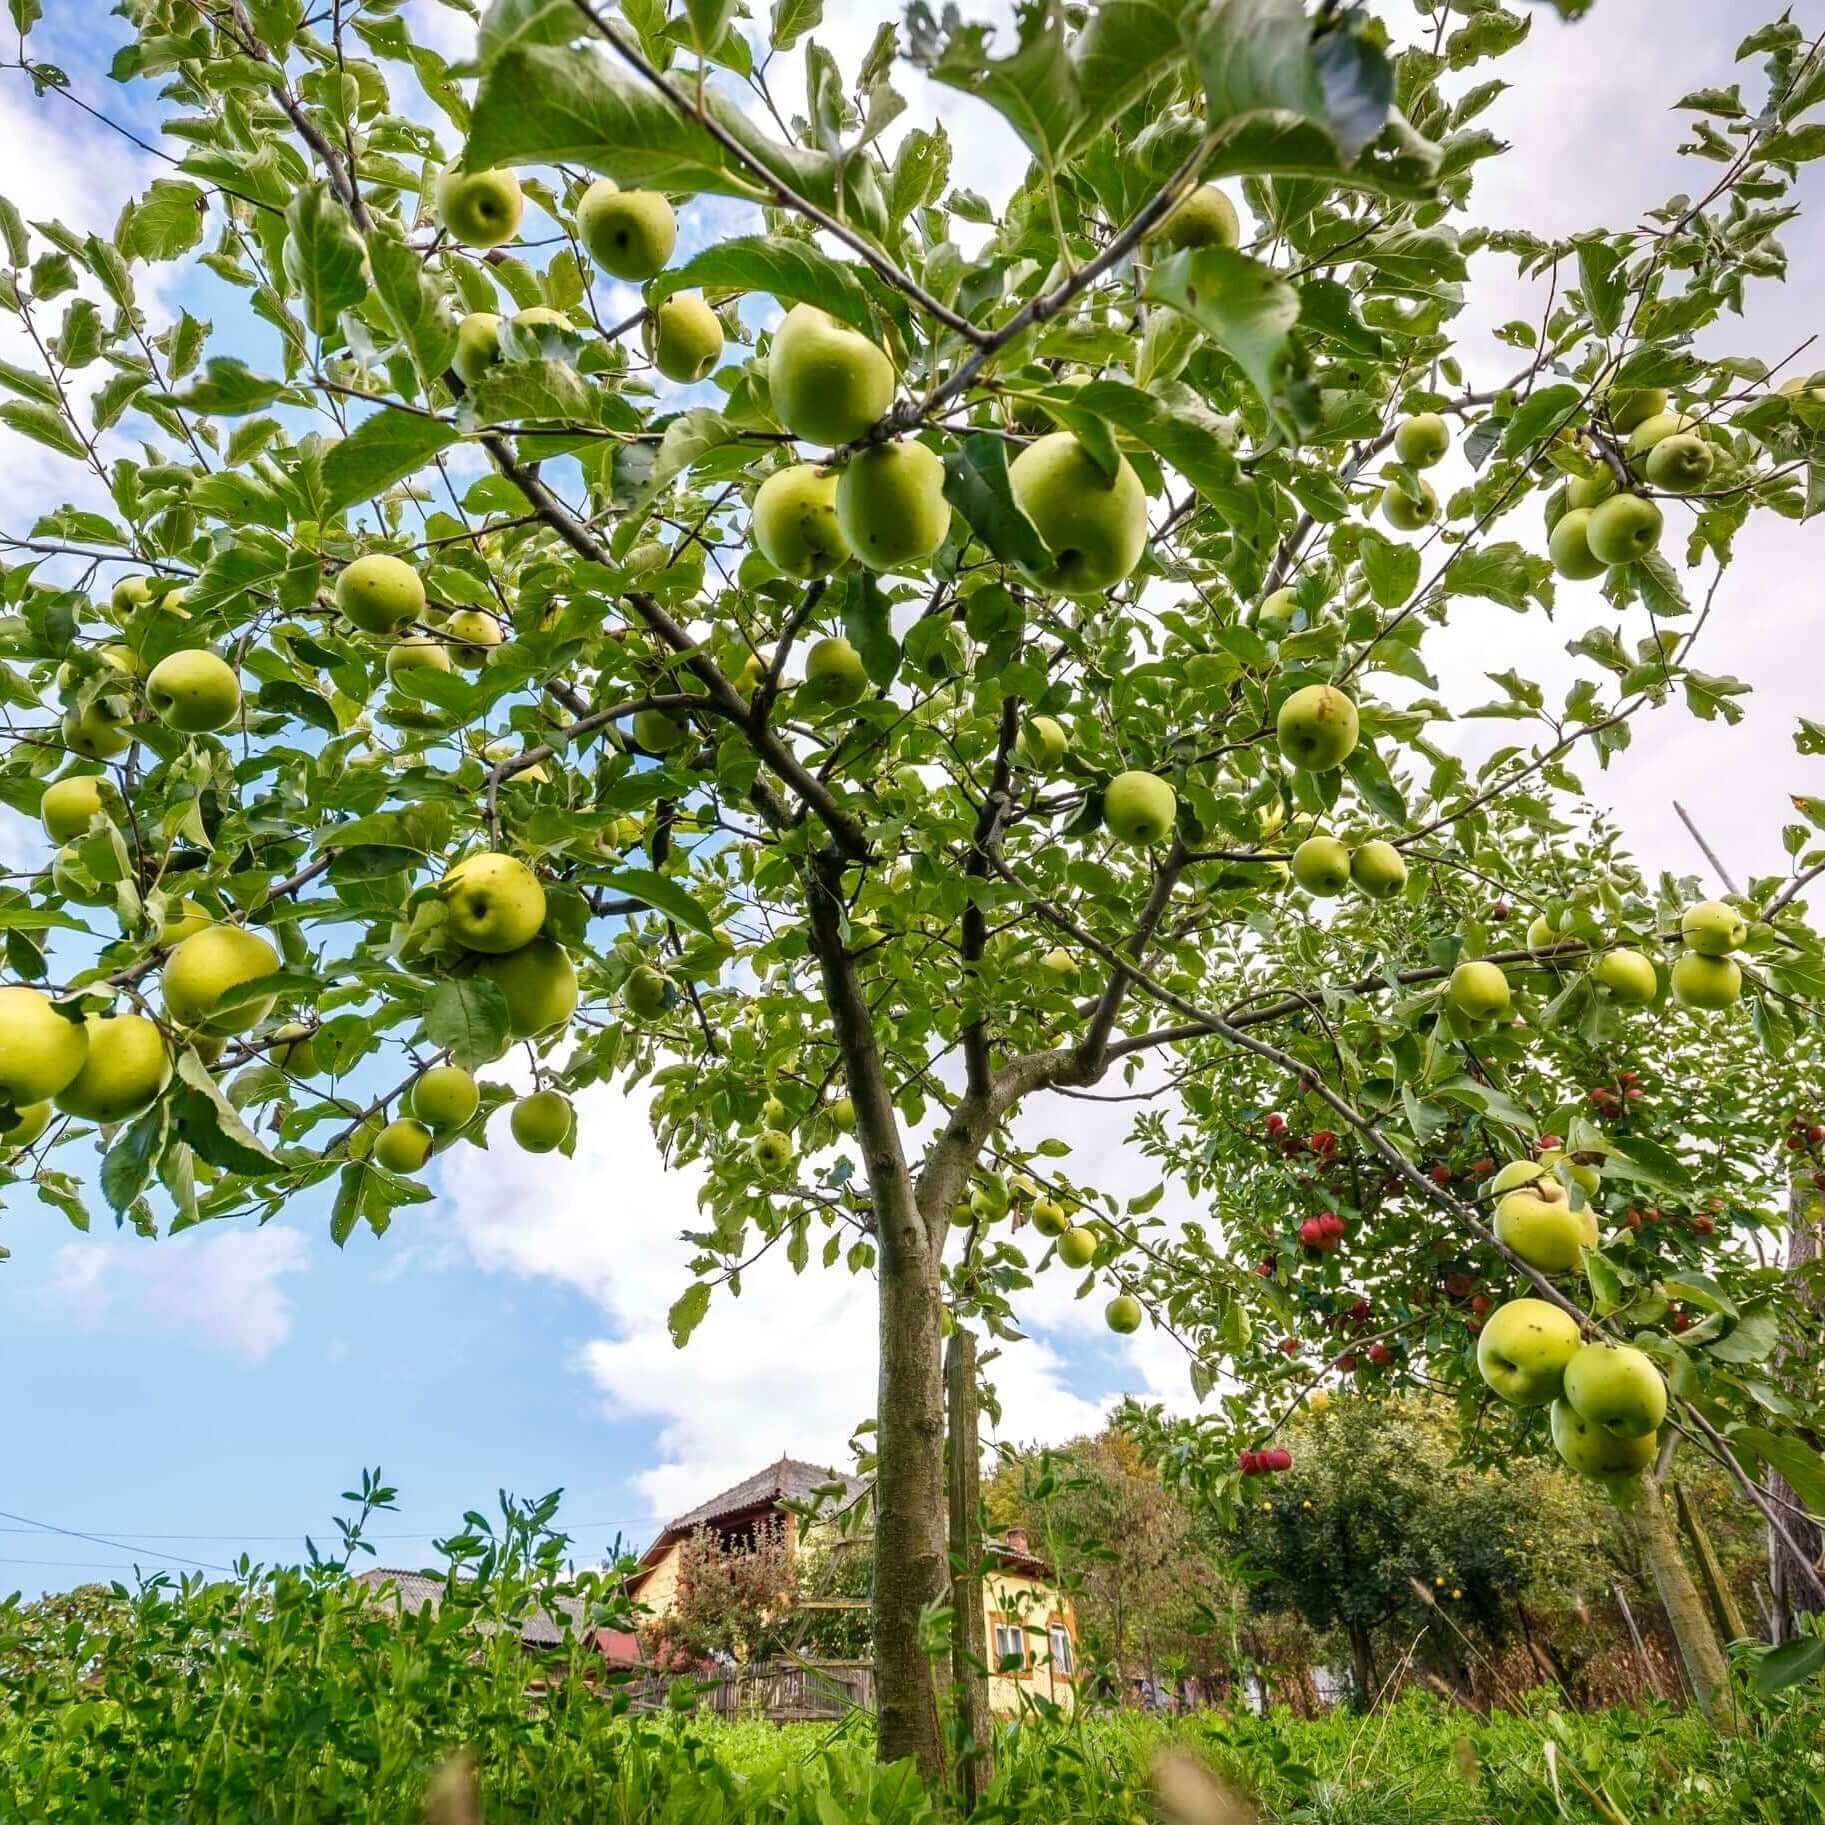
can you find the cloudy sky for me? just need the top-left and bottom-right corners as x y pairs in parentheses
(1, 2), (1821, 1599)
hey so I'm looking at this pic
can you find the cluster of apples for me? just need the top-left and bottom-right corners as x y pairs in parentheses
(1378, 412), (1451, 531)
(1294, 1209), (1346, 1254)
(1491, 1149), (1602, 1275)
(1785, 1113), (1825, 1192)
(1290, 832), (1407, 900)
(1236, 1445), (1293, 1476)
(370, 1062), (573, 1173)
(333, 553), (507, 692)
(1476, 1300), (1667, 1479)
(1670, 898), (1747, 1009)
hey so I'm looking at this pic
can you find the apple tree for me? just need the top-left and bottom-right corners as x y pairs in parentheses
(2, 0), (1824, 1772)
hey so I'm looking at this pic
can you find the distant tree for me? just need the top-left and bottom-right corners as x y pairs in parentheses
(0, 1583), (127, 1682)
(639, 1520), (796, 1672)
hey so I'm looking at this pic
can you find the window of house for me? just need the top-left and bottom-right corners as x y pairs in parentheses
(1048, 1622), (1075, 1675)
(992, 1620), (1026, 1670)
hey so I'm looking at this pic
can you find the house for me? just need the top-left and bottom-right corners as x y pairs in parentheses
(629, 1456), (1080, 1716)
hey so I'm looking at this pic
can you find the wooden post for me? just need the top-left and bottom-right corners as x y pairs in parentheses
(1674, 1481), (1749, 1646)
(1609, 1578), (1661, 1701)
(1770, 1174), (1824, 1641)
(945, 1327), (993, 1811)
(1624, 1466), (1737, 1727)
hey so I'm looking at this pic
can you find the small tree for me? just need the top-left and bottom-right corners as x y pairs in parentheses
(639, 1520), (796, 1671)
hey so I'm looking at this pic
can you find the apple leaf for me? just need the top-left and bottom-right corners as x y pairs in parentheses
(366, 233), (457, 396)
(1145, 248), (1303, 442)
(329, 1161), (364, 1248)
(128, 178), (207, 263)
(477, 0), (579, 64)
(1732, 1426), (1825, 1518)
(424, 977), (512, 1069)
(648, 235), (884, 338)
(0, 400), (86, 461)
(1065, 379), (1260, 526)
(904, 0), (1081, 173)
(1500, 383), (1583, 458)
(322, 408), (460, 515)
(600, 867), (715, 939)
(668, 1280), (712, 1348)
(171, 1049), (279, 1177)
(283, 181), (369, 336)
(1358, 531), (1422, 609)
(840, 570), (901, 690)
(100, 1101), (168, 1216)
(942, 434), (1050, 571)
(1757, 1633), (1825, 1696)
(769, 0), (822, 52)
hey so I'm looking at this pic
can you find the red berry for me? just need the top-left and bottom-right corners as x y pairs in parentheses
(1265, 1112), (1286, 1133)
(1471, 1294), (1490, 1317)
(1811, 1126), (1825, 1144)
(1788, 1135), (1805, 1150)
(1311, 1129), (1337, 1154)
(1255, 1258), (1274, 1278)
(1334, 1352), (1357, 1372)
(1443, 1272), (1475, 1300)
(1367, 1342), (1393, 1367)
(1237, 1449), (1258, 1475)
(1693, 1215), (1715, 1236)
(1618, 1071), (1638, 1086)
(1471, 1157), (1495, 1176)
(1625, 1208), (1642, 1232)
(1626, 1087), (1643, 1100)
(1490, 902), (1510, 920)
(1279, 1336), (1299, 1357)
(1298, 1218), (1323, 1246)
(1350, 1298), (1370, 1323)
(1266, 1447), (1292, 1473)
(1588, 1087), (1610, 1105)
(1429, 1164), (1451, 1185)
(1537, 1134), (1562, 1152)
(1671, 1309), (1690, 1333)
(1813, 1172), (1825, 1192)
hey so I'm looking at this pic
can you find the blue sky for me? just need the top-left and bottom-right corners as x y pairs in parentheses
(3, 1), (1824, 1602)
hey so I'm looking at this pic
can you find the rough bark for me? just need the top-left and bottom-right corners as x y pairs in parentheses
(1769, 1174), (1823, 1641)
(1674, 1481), (1749, 1647)
(944, 1329), (993, 1811)
(1346, 1623), (1376, 1710)
(1625, 1466), (1737, 1727)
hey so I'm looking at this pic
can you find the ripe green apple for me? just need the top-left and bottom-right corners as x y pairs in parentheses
(1527, 914), (1569, 957)
(0, 985), (91, 1105)
(1275, 684), (1359, 771)
(770, 304), (895, 446)
(1681, 899), (1745, 955)
(752, 1128), (794, 1173)
(1562, 1342), (1666, 1439)
(269, 1023), (320, 1075)
(761, 1093), (788, 1129)
(1380, 479), (1437, 530)
(441, 852), (546, 955)
(1020, 715), (1069, 770)
(1030, 1196), (1067, 1236)
(633, 707), (689, 753)
(1350, 840), (1407, 900)
(40, 775), (109, 843)
(972, 1172), (1011, 1218)
(1105, 1294), (1143, 1335)
(1538, 1146), (1601, 1202)
(53, 1014), (171, 1123)
(1565, 469), (1617, 511)
(1007, 433), (1148, 596)
(1291, 834), (1351, 897)
(751, 464), (849, 578)
(162, 925), (281, 1033)
(452, 312), (502, 387)
(1490, 1158), (1552, 1197)
(1156, 184), (1239, 250)
(1625, 411), (1694, 455)
(835, 439), (950, 573)
(1550, 1397), (1657, 1478)
(1, 1102), (51, 1150)
(1593, 948), (1658, 1004)
(1040, 947), (1076, 978)
(1644, 433), (1713, 493)
(146, 649), (240, 734)
(1496, 1182), (1589, 1274)
(511, 306), (572, 341)
(576, 178), (676, 281)
(649, 293), (723, 385)
(63, 701), (133, 760)
(830, 1095), (855, 1132)
(1584, 493), (1662, 566)
(802, 635), (869, 710)
(1394, 413), (1450, 468)
(51, 844), (113, 910)
(625, 964), (672, 1020)
(1548, 508), (1606, 580)
(1104, 771), (1177, 846)
(337, 555), (425, 633)
(436, 164), (523, 248)
(100, 642), (142, 677)
(472, 938), (577, 1038)
(1671, 951), (1741, 1009)
(387, 636), (452, 679)
(1254, 587), (1297, 640)
(156, 898), (212, 947)
(1057, 1225), (1097, 1268)
(444, 609), (504, 667)
(1448, 959), (1511, 1022)
(411, 1064), (480, 1130)
(375, 1116), (435, 1174)
(112, 575), (153, 617)
(1476, 1298), (1583, 1406)
(1604, 384), (1665, 434)
(511, 1088), (573, 1153)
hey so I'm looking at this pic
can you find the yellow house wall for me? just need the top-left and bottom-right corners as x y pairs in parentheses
(983, 1568), (1077, 1716)
(633, 1540), (685, 1619)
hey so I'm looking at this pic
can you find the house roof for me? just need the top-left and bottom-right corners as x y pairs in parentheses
(631, 1456), (866, 1579)
(352, 1567), (639, 1657)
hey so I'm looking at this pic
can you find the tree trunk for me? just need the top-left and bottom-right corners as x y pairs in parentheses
(1674, 1481), (1749, 1646)
(1624, 1465), (1737, 1727)
(1346, 1623), (1376, 1710)
(945, 1328), (993, 1812)
(1770, 1174), (1823, 1642)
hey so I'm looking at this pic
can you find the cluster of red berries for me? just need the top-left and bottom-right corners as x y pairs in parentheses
(1785, 1115), (1825, 1189)
(1297, 1210), (1346, 1252)
(1237, 1446), (1293, 1475)
(1587, 1070), (1644, 1113)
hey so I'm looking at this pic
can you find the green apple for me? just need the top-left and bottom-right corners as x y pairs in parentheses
(1671, 951), (1741, 1009)
(51, 844), (113, 910)
(511, 1089), (573, 1153)
(100, 642), (142, 677)
(751, 464), (849, 578)
(53, 1014), (171, 1123)
(444, 610), (504, 667)
(146, 649), (240, 734)
(1603, 384), (1665, 435)
(1106, 1294), (1143, 1335)
(625, 964), (672, 1020)
(1057, 1225), (1097, 1268)
(972, 1172), (1011, 1218)
(752, 1128), (794, 1173)
(1350, 840), (1407, 899)
(1584, 493), (1662, 566)
(1156, 184), (1239, 250)
(835, 439), (950, 573)
(1020, 715), (1069, 770)
(1040, 947), (1076, 978)
(1538, 1146), (1601, 1202)
(471, 938), (577, 1038)
(1477, 1298), (1583, 1406)
(436, 163), (523, 248)
(411, 1064), (480, 1130)
(1, 1102), (51, 1150)
(1007, 432), (1148, 595)
(162, 926), (281, 1033)
(452, 312), (502, 387)
(829, 1095), (854, 1132)
(1625, 410), (1694, 455)
(1496, 1182), (1588, 1274)
(1394, 413), (1450, 468)
(1275, 685), (1359, 771)
(1104, 771), (1177, 846)
(770, 304), (895, 446)
(63, 702), (133, 760)
(1644, 433), (1713, 493)
(1548, 508), (1606, 580)
(576, 179), (676, 280)
(1291, 834), (1351, 897)
(0, 986), (91, 1105)
(1030, 1196), (1067, 1236)
(268, 1023), (320, 1076)
(1381, 479), (1437, 530)
(375, 1116), (435, 1174)
(1254, 587), (1297, 640)
(1681, 899), (1745, 955)
(649, 293), (723, 385)
(1550, 1398), (1657, 1479)
(156, 898), (212, 947)
(387, 636), (452, 679)
(1448, 959), (1511, 1022)
(112, 576), (153, 617)
(1527, 914), (1569, 957)
(1593, 948), (1658, 1004)
(633, 707), (689, 753)
(762, 1093), (788, 1129)
(1565, 469), (1617, 511)
(40, 775), (109, 843)
(1562, 1342), (1666, 1440)
(802, 635), (869, 710)
(337, 555), (425, 633)
(441, 852), (546, 955)
(511, 306), (572, 340)
(1490, 1158), (1551, 1197)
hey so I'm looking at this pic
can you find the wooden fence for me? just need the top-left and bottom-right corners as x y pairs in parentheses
(625, 1657), (874, 1722)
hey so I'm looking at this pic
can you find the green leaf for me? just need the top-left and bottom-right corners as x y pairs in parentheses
(425, 977), (512, 1069)
(321, 408), (460, 514)
(1575, 239), (1627, 337)
(840, 570), (900, 689)
(366, 234), (457, 394)
(601, 867), (714, 938)
(462, 357), (594, 427)
(942, 434), (1050, 570)
(1732, 1427), (1825, 1518)
(0, 195), (25, 267)
(905, 0), (1081, 172)
(668, 1279), (711, 1348)
(185, 532), (293, 618)
(1757, 1634), (1825, 1696)
(1343, 742), (1407, 828)
(622, 408), (739, 516)
(770, 0), (822, 51)
(647, 235), (875, 336)
(129, 179), (207, 262)
(477, 0), (578, 63)
(1145, 248), (1302, 439)
(283, 180), (369, 336)
(0, 399), (85, 460)
(1193, 0), (1325, 137)
(100, 1102), (167, 1215)
(1604, 1131), (1694, 1191)
(330, 1161), (363, 1247)
(1298, 276), (1383, 357)
(153, 356), (291, 417)
(1359, 531), (1421, 608)
(1500, 382), (1583, 457)
(171, 1048), (279, 1176)
(1069, 379), (1256, 521)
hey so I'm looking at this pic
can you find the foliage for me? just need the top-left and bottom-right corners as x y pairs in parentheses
(640, 1517), (797, 1670)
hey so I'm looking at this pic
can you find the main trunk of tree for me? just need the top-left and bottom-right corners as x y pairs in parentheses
(1626, 1470), (1736, 1728)
(1347, 1623), (1377, 1710)
(945, 1328), (994, 1811)
(1770, 1175), (1823, 1641)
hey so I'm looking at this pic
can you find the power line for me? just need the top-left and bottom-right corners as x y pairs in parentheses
(0, 1517), (653, 1551)
(0, 1509), (230, 1575)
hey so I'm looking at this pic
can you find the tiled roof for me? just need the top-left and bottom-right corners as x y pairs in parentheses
(665, 1456), (864, 1536)
(352, 1567), (626, 1651)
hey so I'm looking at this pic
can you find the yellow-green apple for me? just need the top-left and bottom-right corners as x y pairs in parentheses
(1106, 1294), (1143, 1334)
(411, 1064), (479, 1130)
(1156, 184), (1239, 249)
(1040, 947), (1076, 977)
(511, 306), (571, 339)
(1008, 432), (1148, 595)
(40, 775), (109, 843)
(0, 986), (91, 1105)
(510, 1089), (573, 1153)
(1394, 413), (1450, 468)
(1350, 840), (1407, 899)
(1565, 469), (1617, 511)
(1625, 410), (1694, 454)
(624, 964), (672, 1020)
(1381, 479), (1437, 529)
(268, 1023), (319, 1075)
(1562, 1342), (1666, 1439)
(146, 649), (240, 733)
(1020, 715), (1069, 770)
(53, 1014), (171, 1122)
(1527, 914), (1573, 957)
(112, 576), (152, 616)
(440, 852), (546, 954)
(444, 609), (503, 666)
(829, 1095), (854, 1132)
(770, 304), (895, 446)
(751, 464), (849, 578)
(471, 938), (577, 1038)
(752, 1128), (794, 1173)
(1538, 1146), (1601, 1202)
(1644, 434), (1713, 492)
(1550, 1399), (1657, 1478)
(576, 178), (676, 280)
(1548, 508), (1606, 580)
(156, 898), (211, 947)
(336, 554), (424, 633)
(374, 1116), (435, 1174)
(1476, 1298), (1583, 1406)
(1681, 899), (1745, 955)
(1104, 771), (1177, 845)
(802, 635), (869, 709)
(1584, 493), (1662, 565)
(1496, 1181), (1590, 1273)
(1671, 951), (1741, 1008)
(1255, 586), (1297, 639)
(162, 925), (280, 1033)
(1031, 1196), (1067, 1236)
(633, 707), (689, 752)
(435, 164), (523, 248)
(761, 1092), (788, 1129)
(62, 702), (132, 760)
(835, 439), (950, 572)
(1275, 684), (1359, 771)
(1, 1102), (50, 1150)
(1603, 384), (1665, 434)
(1448, 959), (1511, 1022)
(972, 1173), (1010, 1218)
(387, 636), (452, 679)
(1594, 948), (1658, 1004)
(649, 293), (723, 384)
(452, 312), (502, 386)
(1057, 1225), (1097, 1268)
(1291, 834), (1351, 897)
